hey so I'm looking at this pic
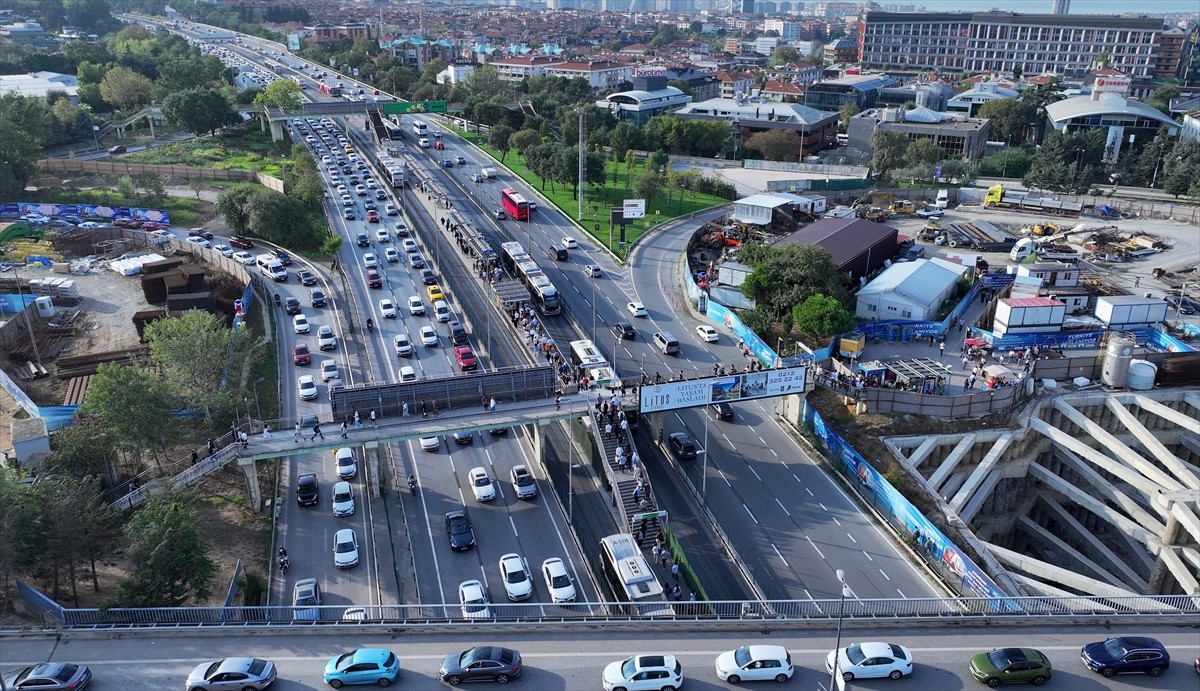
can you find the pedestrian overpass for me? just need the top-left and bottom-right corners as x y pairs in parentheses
(241, 101), (460, 141)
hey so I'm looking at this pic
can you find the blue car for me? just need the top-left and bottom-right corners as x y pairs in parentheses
(442, 158), (454, 167)
(343, 208), (355, 220)
(1080, 636), (1169, 678)
(323, 648), (400, 687)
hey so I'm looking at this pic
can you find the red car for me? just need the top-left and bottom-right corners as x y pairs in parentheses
(292, 343), (312, 366)
(433, 141), (445, 150)
(229, 235), (254, 249)
(366, 269), (382, 288)
(188, 227), (214, 240)
(113, 218), (142, 229)
(454, 345), (478, 371)
(366, 210), (381, 223)
(141, 221), (168, 232)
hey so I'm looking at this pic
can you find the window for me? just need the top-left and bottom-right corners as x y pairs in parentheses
(867, 304), (877, 312)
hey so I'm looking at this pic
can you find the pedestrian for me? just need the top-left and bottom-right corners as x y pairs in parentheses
(489, 397), (496, 413)
(403, 401), (410, 417)
(671, 562), (680, 583)
(353, 410), (362, 429)
(672, 584), (682, 601)
(659, 550), (670, 568)
(555, 393), (561, 410)
(652, 544), (661, 563)
(369, 409), (377, 428)
(640, 498), (650, 513)
(939, 340), (945, 356)
(615, 444), (624, 460)
(620, 418), (629, 436)
(635, 529), (645, 545)
(432, 400), (440, 416)
(605, 421), (613, 438)
(207, 438), (216, 456)
(618, 454), (628, 473)
(630, 451), (641, 472)
(633, 485), (642, 502)
(191, 449), (199, 465)
(261, 425), (271, 440)
(962, 355), (970, 369)
(239, 430), (249, 448)
(421, 400), (428, 418)
(294, 422), (301, 442)
(341, 420), (349, 439)
(312, 423), (324, 441)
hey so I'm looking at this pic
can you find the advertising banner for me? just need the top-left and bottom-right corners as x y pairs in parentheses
(8, 202), (171, 224)
(639, 366), (807, 414)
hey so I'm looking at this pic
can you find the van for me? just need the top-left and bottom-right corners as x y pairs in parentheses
(935, 189), (949, 209)
(547, 245), (567, 262)
(433, 300), (451, 323)
(652, 331), (680, 355)
(255, 254), (275, 270)
(261, 259), (287, 282)
(481, 167), (497, 179)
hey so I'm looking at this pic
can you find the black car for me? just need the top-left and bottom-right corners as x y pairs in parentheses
(668, 432), (698, 460)
(283, 297), (301, 315)
(612, 321), (636, 340)
(711, 401), (734, 421)
(445, 510), (476, 551)
(453, 431), (474, 445)
(356, 233), (370, 247)
(438, 647), (522, 686)
(420, 268), (437, 285)
(310, 289), (327, 308)
(273, 250), (293, 266)
(296, 473), (319, 506)
(1080, 636), (1170, 678)
(375, 189), (387, 200)
(298, 270), (317, 286)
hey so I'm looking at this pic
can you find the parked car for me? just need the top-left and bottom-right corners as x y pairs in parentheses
(603, 654), (683, 691)
(3, 662), (92, 691)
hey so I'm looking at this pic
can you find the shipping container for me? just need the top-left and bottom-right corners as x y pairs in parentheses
(1095, 296), (1169, 328)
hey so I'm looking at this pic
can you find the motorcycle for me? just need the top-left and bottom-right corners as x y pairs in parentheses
(273, 293), (281, 306)
(366, 318), (374, 332)
(278, 555), (289, 574)
(407, 475), (417, 496)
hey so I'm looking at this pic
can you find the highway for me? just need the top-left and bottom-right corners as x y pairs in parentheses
(3, 627), (1196, 690)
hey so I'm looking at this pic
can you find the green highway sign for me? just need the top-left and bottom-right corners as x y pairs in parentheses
(382, 101), (448, 115)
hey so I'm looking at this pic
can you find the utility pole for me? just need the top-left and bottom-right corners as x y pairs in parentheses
(578, 108), (586, 221)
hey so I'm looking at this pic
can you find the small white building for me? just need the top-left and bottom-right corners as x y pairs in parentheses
(855, 258), (965, 321)
(436, 62), (474, 85)
(994, 296), (1067, 337)
(946, 82), (1019, 117)
(731, 193), (826, 226)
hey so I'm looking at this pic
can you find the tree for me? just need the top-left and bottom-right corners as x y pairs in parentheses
(254, 79), (302, 111)
(42, 415), (119, 486)
(870, 131), (910, 178)
(905, 138), (944, 168)
(977, 98), (1037, 146)
(1162, 139), (1200, 199)
(114, 498), (216, 607)
(216, 183), (256, 234)
(247, 189), (316, 247)
(143, 310), (261, 421)
(633, 166), (666, 202)
(489, 123), (514, 163)
(27, 479), (118, 606)
(162, 87), (239, 136)
(1023, 128), (1105, 193)
(792, 294), (856, 339)
(608, 121), (639, 163)
(98, 66), (153, 112)
(0, 94), (50, 200)
(79, 363), (173, 465)
(744, 129), (801, 162)
(740, 244), (848, 321)
(283, 149), (324, 209)
(838, 103), (859, 133)
(510, 128), (542, 156)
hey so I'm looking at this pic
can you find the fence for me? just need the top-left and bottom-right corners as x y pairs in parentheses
(36, 159), (285, 193)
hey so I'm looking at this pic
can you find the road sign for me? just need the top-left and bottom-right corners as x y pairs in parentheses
(623, 198), (646, 219)
(638, 366), (809, 414)
(382, 101), (448, 115)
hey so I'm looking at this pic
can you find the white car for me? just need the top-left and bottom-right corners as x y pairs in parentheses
(379, 299), (397, 318)
(375, 228), (390, 243)
(407, 296), (425, 315)
(696, 325), (720, 342)
(399, 365), (417, 382)
(400, 238), (418, 254)
(333, 528), (359, 569)
(185, 236), (210, 249)
(497, 553), (532, 601)
(340, 195), (353, 207)
(292, 314), (310, 334)
(458, 579), (491, 620)
(317, 325), (337, 351)
(363, 252), (378, 268)
(419, 326), (438, 347)
(384, 204), (398, 216)
(320, 359), (339, 382)
(715, 645), (794, 684)
(332, 481), (355, 517)
(541, 558), (576, 603)
(826, 642), (913, 682)
(468, 467), (496, 502)
(297, 375), (318, 401)
(561, 236), (578, 249)
(419, 436), (439, 451)
(585, 264), (602, 278)
(212, 243), (234, 257)
(626, 301), (648, 318)
(510, 465), (537, 500)
(602, 655), (683, 691)
(383, 247), (400, 263)
(233, 251), (255, 266)
(355, 185), (367, 196)
(393, 334), (413, 357)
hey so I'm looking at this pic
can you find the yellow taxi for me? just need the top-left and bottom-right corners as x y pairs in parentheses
(426, 284), (445, 302)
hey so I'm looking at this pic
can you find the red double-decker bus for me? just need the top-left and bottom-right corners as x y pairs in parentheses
(500, 188), (530, 221)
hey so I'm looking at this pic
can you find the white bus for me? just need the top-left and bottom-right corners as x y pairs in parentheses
(598, 533), (668, 614)
(411, 119), (428, 137)
(569, 339), (607, 370)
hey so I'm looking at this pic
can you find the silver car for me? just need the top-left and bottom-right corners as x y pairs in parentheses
(186, 658), (276, 690)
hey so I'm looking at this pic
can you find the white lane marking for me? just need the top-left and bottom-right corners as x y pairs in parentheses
(772, 543), (789, 568)
(748, 465), (761, 482)
(846, 533), (857, 544)
(879, 569), (891, 581)
(805, 535), (826, 560)
(862, 550), (873, 562)
(742, 504), (759, 525)
(775, 498), (790, 517)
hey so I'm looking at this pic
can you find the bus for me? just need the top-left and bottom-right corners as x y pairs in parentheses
(526, 273), (561, 315)
(598, 533), (668, 615)
(500, 242), (560, 315)
(500, 188), (530, 221)
(372, 150), (406, 188)
(569, 339), (607, 370)
(412, 119), (428, 137)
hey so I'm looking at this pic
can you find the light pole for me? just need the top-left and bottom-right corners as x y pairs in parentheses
(568, 404), (575, 525)
(591, 274), (597, 343)
(92, 125), (100, 151)
(828, 569), (854, 691)
(699, 409), (711, 503)
(251, 377), (264, 421)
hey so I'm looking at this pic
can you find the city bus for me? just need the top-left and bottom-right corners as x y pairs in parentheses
(598, 533), (669, 615)
(499, 242), (560, 315)
(569, 339), (608, 371)
(500, 188), (530, 221)
(411, 119), (428, 137)
(372, 150), (406, 188)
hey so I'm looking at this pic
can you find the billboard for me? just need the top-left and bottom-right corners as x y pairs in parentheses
(639, 366), (807, 414)
(5, 202), (170, 224)
(622, 198), (646, 219)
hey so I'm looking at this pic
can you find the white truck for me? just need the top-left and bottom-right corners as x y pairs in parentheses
(480, 167), (497, 179)
(1010, 237), (1080, 263)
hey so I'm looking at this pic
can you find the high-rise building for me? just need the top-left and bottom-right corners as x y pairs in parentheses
(1051, 0), (1070, 14)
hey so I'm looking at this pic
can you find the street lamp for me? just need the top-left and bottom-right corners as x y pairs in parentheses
(828, 569), (855, 691)
(251, 376), (264, 421)
(699, 408), (711, 503)
(92, 125), (100, 151)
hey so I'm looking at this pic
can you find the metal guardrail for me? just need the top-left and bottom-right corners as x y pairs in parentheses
(43, 594), (1200, 629)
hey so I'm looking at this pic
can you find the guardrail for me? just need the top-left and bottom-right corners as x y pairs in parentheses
(39, 594), (1200, 630)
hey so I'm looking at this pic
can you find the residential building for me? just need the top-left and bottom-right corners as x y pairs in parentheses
(1044, 92), (1180, 160)
(805, 74), (897, 112)
(436, 61), (475, 86)
(664, 68), (720, 101)
(544, 59), (632, 90)
(876, 82), (956, 112)
(946, 81), (1019, 117)
(486, 55), (566, 84)
(824, 36), (860, 64)
(859, 11), (1166, 79)
(673, 96), (839, 159)
(378, 37), (458, 73)
(306, 22), (372, 45)
(1154, 27), (1189, 79)
(764, 19), (802, 40)
(846, 107), (991, 161)
(595, 74), (692, 125)
(776, 217), (899, 284)
(1182, 111), (1200, 143)
(855, 257), (967, 321)
(760, 79), (804, 102)
(715, 70), (756, 99)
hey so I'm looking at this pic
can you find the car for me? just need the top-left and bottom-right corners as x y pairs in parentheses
(113, 218), (142, 229)
(273, 250), (293, 266)
(375, 228), (390, 243)
(366, 210), (380, 223)
(366, 269), (382, 288)
(510, 465), (537, 500)
(420, 326), (438, 347)
(3, 662), (93, 691)
(455, 155), (466, 164)
(374, 189), (387, 200)
(332, 481), (355, 517)
(445, 509), (475, 550)
(384, 205), (399, 217)
(408, 253), (425, 269)
(420, 268), (437, 285)
(212, 243), (234, 257)
(229, 235), (254, 249)
(283, 296), (300, 314)
(317, 325), (337, 351)
(320, 359), (339, 383)
(393, 334), (413, 357)
(969, 647), (1052, 687)
(342, 208), (355, 220)
(142, 222), (171, 233)
(186, 657), (276, 691)
(469, 467), (496, 502)
(383, 247), (400, 263)
(334, 448), (358, 480)
(667, 432), (698, 460)
(602, 654), (683, 691)
(493, 209), (506, 220)
(401, 238), (419, 254)
(561, 236), (578, 249)
(442, 158), (454, 167)
(333, 528), (359, 568)
(585, 263), (602, 278)
(433, 140), (445, 150)
(495, 552), (533, 601)
(77, 221), (109, 228)
(627, 301), (648, 317)
(376, 298), (397, 319)
(696, 325), (720, 342)
(292, 343), (312, 366)
(420, 435), (440, 451)
(297, 375), (318, 401)
(826, 642), (913, 682)
(916, 207), (944, 218)
(426, 284), (445, 302)
(612, 321), (635, 340)
(1165, 295), (1196, 315)
(454, 345), (478, 371)
(188, 227), (215, 240)
(232, 250), (255, 266)
(107, 145), (127, 154)
(363, 252), (378, 268)
(399, 365), (417, 383)
(407, 296), (426, 315)
(1080, 636), (1170, 678)
(185, 235), (211, 249)
(438, 647), (522, 686)
(310, 289), (328, 307)
(296, 472), (319, 506)
(292, 314), (310, 333)
(292, 578), (321, 621)
(711, 401), (734, 421)
(355, 185), (367, 196)
(716, 645), (794, 684)
(356, 232), (370, 247)
(458, 579), (492, 619)
(540, 557), (576, 603)
(323, 648), (400, 688)
(394, 222), (409, 237)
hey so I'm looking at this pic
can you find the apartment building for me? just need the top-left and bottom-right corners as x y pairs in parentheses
(544, 59), (633, 90)
(487, 55), (568, 84)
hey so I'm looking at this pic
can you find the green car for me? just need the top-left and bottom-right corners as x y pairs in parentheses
(970, 648), (1052, 687)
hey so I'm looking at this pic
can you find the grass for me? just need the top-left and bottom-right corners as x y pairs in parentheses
(122, 124), (293, 176)
(454, 128), (728, 258)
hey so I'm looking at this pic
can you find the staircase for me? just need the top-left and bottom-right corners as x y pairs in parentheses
(589, 406), (663, 548)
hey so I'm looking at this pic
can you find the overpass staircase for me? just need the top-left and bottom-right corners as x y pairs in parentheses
(588, 405), (663, 548)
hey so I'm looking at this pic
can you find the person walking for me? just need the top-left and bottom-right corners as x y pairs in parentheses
(353, 410), (362, 429)
(555, 393), (561, 410)
(489, 397), (496, 413)
(261, 425), (271, 440)
(311, 423), (324, 441)
(605, 421), (613, 438)
(420, 400), (427, 418)
(659, 550), (670, 569)
(651, 544), (661, 564)
(207, 438), (216, 456)
(403, 401), (410, 417)
(369, 409), (377, 428)
(340, 420), (349, 439)
(294, 422), (301, 443)
(432, 400), (440, 416)
(620, 418), (629, 436)
(191, 449), (199, 465)
(671, 562), (680, 583)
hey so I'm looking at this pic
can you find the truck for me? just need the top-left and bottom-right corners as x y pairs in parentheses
(480, 167), (497, 179)
(1009, 237), (1081, 263)
(318, 82), (342, 97)
(983, 184), (1082, 217)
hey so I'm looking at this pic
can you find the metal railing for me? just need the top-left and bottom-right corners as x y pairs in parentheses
(41, 594), (1200, 630)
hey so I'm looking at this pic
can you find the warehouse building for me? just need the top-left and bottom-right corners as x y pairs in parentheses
(855, 257), (967, 321)
(775, 217), (899, 284)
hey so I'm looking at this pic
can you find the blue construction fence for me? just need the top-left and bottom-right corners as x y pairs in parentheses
(2, 201), (171, 224)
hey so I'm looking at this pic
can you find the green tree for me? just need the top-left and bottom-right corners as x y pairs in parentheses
(1162, 139), (1200, 198)
(633, 166), (666, 202)
(870, 130), (910, 179)
(770, 46), (800, 66)
(98, 65), (153, 111)
(216, 183), (256, 234)
(162, 87), (239, 136)
(1023, 128), (1105, 193)
(489, 123), (514, 163)
(608, 121), (639, 163)
(744, 129), (801, 162)
(905, 138), (944, 168)
(838, 103), (859, 133)
(27, 478), (118, 606)
(978, 147), (1035, 179)
(144, 310), (261, 421)
(792, 294), (856, 339)
(740, 244), (848, 320)
(0, 94), (50, 200)
(42, 415), (119, 487)
(977, 98), (1037, 146)
(114, 498), (216, 607)
(247, 189), (317, 247)
(254, 79), (302, 111)
(510, 128), (542, 156)
(284, 149), (324, 209)
(79, 363), (173, 466)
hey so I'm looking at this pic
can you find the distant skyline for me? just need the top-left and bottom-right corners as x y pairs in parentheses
(880, 1), (1199, 15)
